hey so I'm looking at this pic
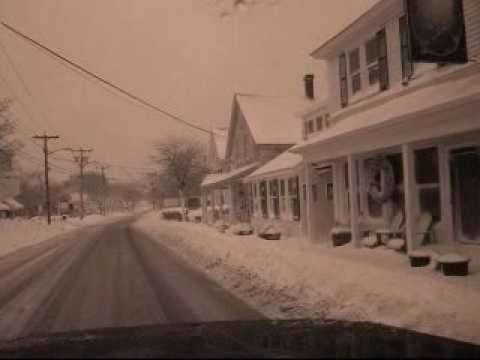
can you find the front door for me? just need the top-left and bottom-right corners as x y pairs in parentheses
(450, 147), (480, 243)
(312, 167), (335, 242)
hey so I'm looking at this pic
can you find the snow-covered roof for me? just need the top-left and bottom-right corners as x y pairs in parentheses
(2, 198), (24, 210)
(235, 94), (311, 145)
(292, 65), (480, 160)
(245, 151), (303, 181)
(310, 0), (400, 59)
(202, 162), (260, 188)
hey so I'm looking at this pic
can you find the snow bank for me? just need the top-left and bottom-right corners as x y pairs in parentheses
(0, 213), (129, 258)
(134, 212), (480, 345)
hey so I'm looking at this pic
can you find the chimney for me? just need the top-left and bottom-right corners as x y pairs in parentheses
(304, 74), (315, 100)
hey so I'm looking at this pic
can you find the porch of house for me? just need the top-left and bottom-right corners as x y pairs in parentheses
(305, 129), (480, 269)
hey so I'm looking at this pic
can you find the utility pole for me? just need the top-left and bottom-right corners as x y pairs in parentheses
(96, 163), (110, 216)
(33, 134), (60, 225)
(71, 148), (93, 220)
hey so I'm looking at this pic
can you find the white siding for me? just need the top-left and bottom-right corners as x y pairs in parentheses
(326, 57), (341, 114)
(464, 0), (480, 59)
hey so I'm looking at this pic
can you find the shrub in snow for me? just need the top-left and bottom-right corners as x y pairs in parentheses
(386, 238), (406, 252)
(408, 251), (432, 267)
(438, 253), (471, 277)
(231, 223), (254, 236)
(361, 235), (379, 249)
(215, 220), (229, 233)
(258, 224), (282, 240)
(161, 209), (183, 221)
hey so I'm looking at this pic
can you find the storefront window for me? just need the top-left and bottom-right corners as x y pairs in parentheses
(269, 179), (280, 219)
(415, 147), (441, 222)
(280, 179), (287, 214)
(260, 181), (268, 219)
(288, 177), (300, 221)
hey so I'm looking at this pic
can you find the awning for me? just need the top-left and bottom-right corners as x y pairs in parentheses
(292, 66), (480, 162)
(245, 151), (303, 182)
(0, 202), (9, 211)
(3, 198), (24, 211)
(202, 162), (260, 188)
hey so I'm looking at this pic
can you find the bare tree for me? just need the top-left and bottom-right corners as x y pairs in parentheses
(0, 99), (19, 174)
(152, 136), (209, 218)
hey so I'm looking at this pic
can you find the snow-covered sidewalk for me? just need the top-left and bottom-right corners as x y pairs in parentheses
(134, 212), (480, 345)
(0, 213), (130, 258)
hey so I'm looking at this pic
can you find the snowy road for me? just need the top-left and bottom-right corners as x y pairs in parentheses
(0, 216), (262, 340)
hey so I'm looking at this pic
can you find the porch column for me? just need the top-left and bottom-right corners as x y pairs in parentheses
(402, 143), (416, 252)
(347, 155), (361, 248)
(266, 180), (273, 220)
(304, 163), (314, 242)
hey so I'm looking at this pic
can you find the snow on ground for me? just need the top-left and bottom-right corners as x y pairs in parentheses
(134, 212), (480, 345)
(0, 212), (130, 258)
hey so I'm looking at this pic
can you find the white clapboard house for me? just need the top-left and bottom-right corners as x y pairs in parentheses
(290, 0), (480, 252)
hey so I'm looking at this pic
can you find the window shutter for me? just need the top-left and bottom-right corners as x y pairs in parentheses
(399, 15), (414, 80)
(377, 28), (389, 91)
(339, 53), (348, 108)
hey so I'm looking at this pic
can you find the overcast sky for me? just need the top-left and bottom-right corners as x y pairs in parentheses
(0, 0), (377, 181)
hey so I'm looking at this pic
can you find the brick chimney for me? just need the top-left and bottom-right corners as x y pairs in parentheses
(304, 74), (315, 100)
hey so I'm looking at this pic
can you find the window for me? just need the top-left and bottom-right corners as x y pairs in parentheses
(365, 39), (380, 86)
(364, 159), (384, 218)
(325, 114), (331, 128)
(377, 28), (389, 91)
(308, 120), (315, 134)
(339, 53), (349, 108)
(365, 38), (379, 65)
(399, 15), (414, 81)
(351, 73), (362, 94)
(368, 65), (379, 86)
(260, 181), (268, 219)
(349, 48), (361, 73)
(316, 116), (323, 132)
(269, 179), (280, 219)
(349, 48), (362, 94)
(415, 147), (441, 222)
(280, 179), (287, 214)
(288, 177), (300, 221)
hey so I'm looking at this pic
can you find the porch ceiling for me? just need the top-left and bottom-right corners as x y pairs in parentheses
(292, 67), (480, 162)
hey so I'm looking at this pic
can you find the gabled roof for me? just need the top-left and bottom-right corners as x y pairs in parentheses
(310, 0), (400, 59)
(212, 127), (228, 160)
(225, 94), (311, 159)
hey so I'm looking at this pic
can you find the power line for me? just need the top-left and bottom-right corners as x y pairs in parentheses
(0, 37), (52, 132)
(0, 66), (46, 135)
(1, 21), (213, 136)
